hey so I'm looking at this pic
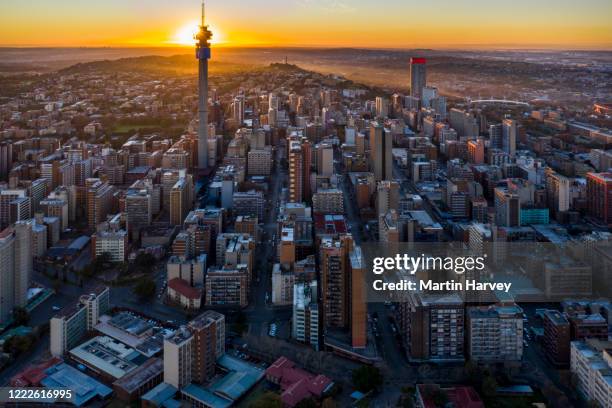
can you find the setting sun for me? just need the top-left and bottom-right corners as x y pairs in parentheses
(171, 21), (222, 46)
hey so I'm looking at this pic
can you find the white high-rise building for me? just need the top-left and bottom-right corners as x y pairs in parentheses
(163, 327), (193, 389)
(292, 280), (319, 351)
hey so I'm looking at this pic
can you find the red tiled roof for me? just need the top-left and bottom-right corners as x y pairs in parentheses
(10, 357), (62, 387)
(265, 357), (333, 408)
(168, 278), (202, 300)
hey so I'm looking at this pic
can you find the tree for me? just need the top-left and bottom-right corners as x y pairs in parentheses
(133, 253), (156, 273)
(3, 334), (34, 356)
(249, 391), (281, 408)
(133, 277), (156, 300)
(295, 398), (317, 408)
(352, 365), (383, 393)
(13, 307), (30, 326)
(481, 375), (498, 397)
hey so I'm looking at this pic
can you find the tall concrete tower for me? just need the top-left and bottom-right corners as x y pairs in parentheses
(196, 1), (212, 172)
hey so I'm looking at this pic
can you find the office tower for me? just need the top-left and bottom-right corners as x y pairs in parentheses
(272, 263), (294, 305)
(586, 172), (612, 225)
(0, 141), (12, 181)
(467, 304), (523, 362)
(488, 124), (503, 150)
(421, 86), (438, 108)
(162, 148), (190, 170)
(502, 119), (517, 157)
(28, 178), (48, 213)
(13, 222), (32, 308)
(570, 340), (612, 407)
(188, 311), (225, 383)
(545, 168), (570, 216)
(375, 96), (389, 118)
(0, 229), (15, 323)
(163, 327), (193, 389)
(292, 281), (320, 350)
(494, 188), (520, 227)
(232, 95), (245, 125)
(170, 177), (192, 225)
(471, 197), (488, 223)
(196, 1), (212, 171)
(369, 122), (392, 181)
(409, 57), (427, 98)
(320, 235), (353, 329)
(397, 293), (465, 362)
(232, 190), (265, 219)
(247, 149), (272, 176)
(467, 139), (485, 164)
(288, 139), (304, 203)
(543, 310), (571, 366)
(235, 215), (258, 242)
(205, 266), (249, 307)
(349, 246), (366, 349)
(9, 196), (31, 225)
(301, 139), (312, 199)
(92, 226), (128, 262)
(50, 286), (110, 356)
(376, 180), (400, 216)
(86, 178), (115, 230)
(316, 142), (333, 177)
(125, 188), (152, 239)
(312, 189), (344, 215)
(0, 189), (27, 228)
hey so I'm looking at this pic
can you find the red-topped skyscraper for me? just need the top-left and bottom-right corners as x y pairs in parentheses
(409, 57), (427, 99)
(196, 1), (212, 173)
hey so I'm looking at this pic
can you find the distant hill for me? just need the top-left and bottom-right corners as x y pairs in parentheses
(59, 54), (259, 76)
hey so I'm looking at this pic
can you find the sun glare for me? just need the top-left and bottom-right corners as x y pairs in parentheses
(172, 21), (222, 46)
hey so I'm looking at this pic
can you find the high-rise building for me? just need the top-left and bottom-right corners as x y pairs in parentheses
(494, 188), (520, 227)
(288, 139), (304, 203)
(50, 286), (110, 357)
(586, 172), (612, 225)
(125, 189), (151, 239)
(170, 177), (193, 225)
(545, 168), (570, 216)
(467, 304), (523, 362)
(502, 119), (517, 157)
(397, 293), (465, 362)
(369, 122), (392, 181)
(543, 310), (571, 366)
(375, 96), (389, 118)
(163, 327), (193, 389)
(467, 139), (485, 164)
(349, 246), (366, 349)
(86, 178), (115, 230)
(188, 311), (225, 383)
(409, 57), (427, 98)
(376, 180), (400, 216)
(292, 280), (320, 350)
(0, 223), (33, 323)
(570, 340), (612, 407)
(320, 235), (353, 329)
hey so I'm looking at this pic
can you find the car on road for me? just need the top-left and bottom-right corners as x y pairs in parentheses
(52, 305), (61, 311)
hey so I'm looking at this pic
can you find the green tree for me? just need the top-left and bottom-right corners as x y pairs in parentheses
(352, 365), (383, 393)
(249, 391), (282, 408)
(481, 375), (498, 397)
(3, 334), (34, 355)
(133, 277), (156, 300)
(295, 398), (317, 408)
(133, 253), (156, 273)
(13, 307), (30, 325)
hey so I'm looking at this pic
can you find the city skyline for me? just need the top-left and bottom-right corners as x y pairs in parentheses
(1, 0), (612, 49)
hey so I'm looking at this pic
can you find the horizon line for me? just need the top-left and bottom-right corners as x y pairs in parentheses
(1, 44), (612, 52)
